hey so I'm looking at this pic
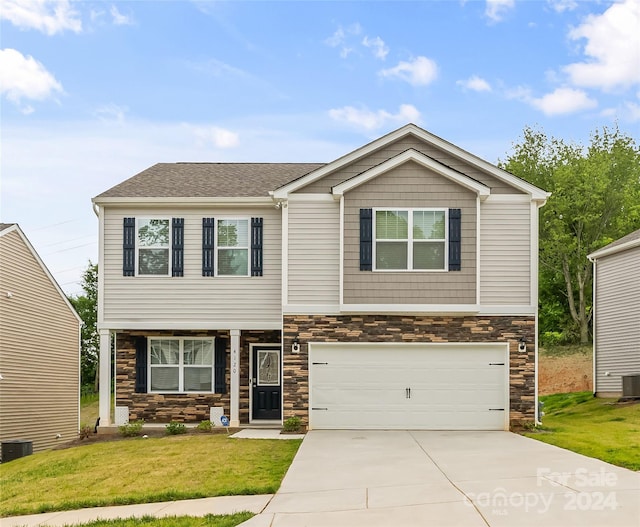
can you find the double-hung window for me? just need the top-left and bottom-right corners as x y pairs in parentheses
(149, 338), (214, 392)
(137, 219), (170, 275)
(217, 219), (249, 276)
(375, 209), (447, 271)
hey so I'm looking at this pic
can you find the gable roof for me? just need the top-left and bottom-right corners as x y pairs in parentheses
(94, 163), (325, 201)
(588, 228), (640, 261)
(272, 123), (549, 202)
(331, 149), (491, 199)
(0, 224), (82, 324)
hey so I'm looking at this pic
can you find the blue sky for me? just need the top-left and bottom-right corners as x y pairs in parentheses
(1, 0), (639, 295)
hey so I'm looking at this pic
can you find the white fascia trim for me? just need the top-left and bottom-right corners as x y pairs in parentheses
(287, 194), (335, 202)
(2, 224), (83, 324)
(92, 197), (274, 207)
(340, 304), (480, 315)
(273, 123), (549, 200)
(331, 149), (491, 199)
(477, 305), (537, 315)
(588, 236), (640, 261)
(99, 321), (282, 331)
(284, 304), (341, 315)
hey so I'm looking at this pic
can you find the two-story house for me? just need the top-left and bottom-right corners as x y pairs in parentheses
(93, 124), (548, 431)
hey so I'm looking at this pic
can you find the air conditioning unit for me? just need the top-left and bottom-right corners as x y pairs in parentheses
(622, 374), (640, 398)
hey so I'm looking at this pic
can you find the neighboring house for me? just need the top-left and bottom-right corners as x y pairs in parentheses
(93, 124), (549, 431)
(588, 228), (640, 397)
(0, 223), (81, 453)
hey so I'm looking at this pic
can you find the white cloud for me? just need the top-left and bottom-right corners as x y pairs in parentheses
(362, 36), (388, 60)
(0, 48), (63, 108)
(530, 87), (597, 116)
(110, 5), (133, 26)
(564, 0), (640, 91)
(94, 103), (128, 124)
(329, 104), (421, 131)
(0, 0), (81, 34)
(457, 75), (492, 92)
(548, 0), (578, 13)
(485, 0), (514, 22)
(379, 56), (438, 86)
(192, 126), (240, 149)
(324, 23), (362, 59)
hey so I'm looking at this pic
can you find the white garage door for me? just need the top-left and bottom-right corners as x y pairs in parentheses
(309, 343), (508, 430)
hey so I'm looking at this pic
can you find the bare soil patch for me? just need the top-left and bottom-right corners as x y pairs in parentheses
(539, 352), (592, 395)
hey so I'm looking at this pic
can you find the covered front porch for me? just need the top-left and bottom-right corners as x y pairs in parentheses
(98, 328), (282, 428)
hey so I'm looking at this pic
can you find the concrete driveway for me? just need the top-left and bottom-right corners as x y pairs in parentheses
(244, 430), (640, 527)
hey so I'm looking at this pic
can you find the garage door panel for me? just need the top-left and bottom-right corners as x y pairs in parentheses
(309, 344), (508, 431)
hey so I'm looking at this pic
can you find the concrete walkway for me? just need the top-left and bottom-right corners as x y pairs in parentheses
(242, 430), (640, 527)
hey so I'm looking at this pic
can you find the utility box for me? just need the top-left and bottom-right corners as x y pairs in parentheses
(622, 374), (640, 398)
(1, 439), (33, 462)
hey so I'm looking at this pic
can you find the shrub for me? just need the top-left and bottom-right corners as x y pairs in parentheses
(196, 420), (213, 432)
(119, 419), (144, 437)
(166, 421), (188, 435)
(282, 416), (302, 433)
(79, 425), (93, 440)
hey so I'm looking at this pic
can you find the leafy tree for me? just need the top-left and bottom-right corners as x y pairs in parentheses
(501, 125), (640, 344)
(68, 262), (99, 391)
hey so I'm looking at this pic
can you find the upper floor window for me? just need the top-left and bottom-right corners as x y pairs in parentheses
(138, 219), (170, 275)
(217, 219), (249, 276)
(374, 209), (447, 271)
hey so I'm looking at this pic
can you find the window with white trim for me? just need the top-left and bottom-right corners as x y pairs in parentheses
(137, 218), (170, 275)
(374, 209), (447, 270)
(149, 338), (214, 392)
(217, 218), (249, 276)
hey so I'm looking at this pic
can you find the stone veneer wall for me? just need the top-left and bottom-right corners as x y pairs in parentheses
(282, 315), (536, 429)
(116, 329), (281, 423)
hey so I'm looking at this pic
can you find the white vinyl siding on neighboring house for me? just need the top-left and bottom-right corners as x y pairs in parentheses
(594, 246), (640, 394)
(101, 206), (281, 329)
(479, 198), (531, 305)
(287, 199), (340, 307)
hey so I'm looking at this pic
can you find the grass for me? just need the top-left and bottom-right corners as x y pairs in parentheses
(36, 513), (254, 527)
(0, 435), (301, 517)
(538, 343), (592, 358)
(524, 391), (640, 470)
(80, 391), (100, 428)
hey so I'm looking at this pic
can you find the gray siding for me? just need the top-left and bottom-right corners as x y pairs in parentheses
(101, 206), (282, 329)
(0, 230), (80, 453)
(594, 245), (640, 394)
(343, 161), (477, 304)
(299, 135), (522, 195)
(288, 200), (340, 306)
(479, 199), (531, 305)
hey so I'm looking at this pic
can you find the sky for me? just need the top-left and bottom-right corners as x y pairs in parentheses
(1, 0), (639, 296)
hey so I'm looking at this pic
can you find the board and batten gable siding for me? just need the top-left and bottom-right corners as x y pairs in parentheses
(343, 161), (477, 304)
(594, 245), (640, 394)
(298, 135), (522, 195)
(0, 229), (80, 453)
(479, 198), (531, 305)
(287, 199), (340, 306)
(101, 206), (281, 329)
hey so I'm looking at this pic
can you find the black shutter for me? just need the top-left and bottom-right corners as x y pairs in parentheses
(172, 218), (184, 277)
(214, 337), (227, 394)
(449, 208), (461, 271)
(202, 218), (215, 276)
(134, 336), (148, 393)
(360, 208), (373, 271)
(123, 217), (136, 276)
(251, 217), (263, 276)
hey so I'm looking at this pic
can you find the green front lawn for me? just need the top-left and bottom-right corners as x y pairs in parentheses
(525, 391), (640, 470)
(0, 435), (301, 517)
(45, 513), (254, 527)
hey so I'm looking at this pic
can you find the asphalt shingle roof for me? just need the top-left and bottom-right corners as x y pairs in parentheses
(95, 163), (326, 199)
(0, 223), (15, 232)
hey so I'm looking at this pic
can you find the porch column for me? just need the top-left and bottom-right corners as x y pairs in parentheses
(230, 329), (240, 427)
(98, 329), (111, 426)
